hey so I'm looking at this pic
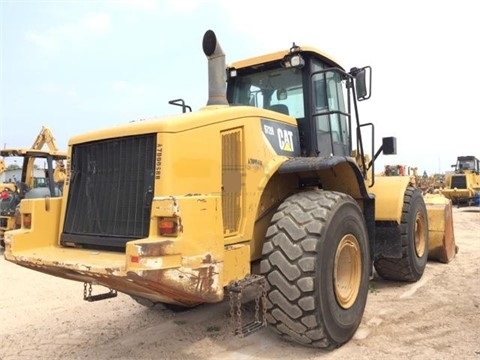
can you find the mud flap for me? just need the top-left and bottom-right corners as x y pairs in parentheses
(424, 194), (458, 263)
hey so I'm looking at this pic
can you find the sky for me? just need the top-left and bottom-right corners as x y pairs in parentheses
(1, 0), (479, 175)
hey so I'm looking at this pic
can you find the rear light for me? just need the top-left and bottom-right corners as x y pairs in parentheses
(157, 217), (179, 236)
(1, 190), (9, 200)
(23, 213), (32, 229)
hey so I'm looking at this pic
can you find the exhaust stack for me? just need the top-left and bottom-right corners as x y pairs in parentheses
(202, 30), (228, 106)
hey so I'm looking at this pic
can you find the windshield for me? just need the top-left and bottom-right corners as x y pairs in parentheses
(458, 159), (476, 171)
(228, 57), (351, 157)
(230, 67), (305, 118)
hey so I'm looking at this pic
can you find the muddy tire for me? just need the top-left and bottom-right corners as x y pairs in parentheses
(260, 190), (370, 349)
(374, 187), (429, 282)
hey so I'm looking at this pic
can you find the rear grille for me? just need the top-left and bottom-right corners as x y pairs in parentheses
(61, 134), (156, 250)
(451, 175), (467, 189)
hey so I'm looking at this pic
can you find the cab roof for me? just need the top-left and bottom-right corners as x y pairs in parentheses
(229, 46), (344, 70)
(0, 148), (67, 159)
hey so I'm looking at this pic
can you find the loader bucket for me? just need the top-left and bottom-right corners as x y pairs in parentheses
(423, 193), (458, 263)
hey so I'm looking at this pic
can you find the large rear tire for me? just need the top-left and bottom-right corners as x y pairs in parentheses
(374, 187), (429, 282)
(260, 190), (370, 349)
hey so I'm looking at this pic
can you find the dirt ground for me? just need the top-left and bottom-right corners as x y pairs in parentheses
(1, 207), (479, 360)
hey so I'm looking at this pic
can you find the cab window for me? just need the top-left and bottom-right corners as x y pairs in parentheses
(312, 61), (350, 156)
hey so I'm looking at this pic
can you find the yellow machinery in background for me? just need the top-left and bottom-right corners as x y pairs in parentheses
(441, 155), (480, 206)
(0, 126), (67, 247)
(4, 31), (456, 349)
(380, 164), (457, 263)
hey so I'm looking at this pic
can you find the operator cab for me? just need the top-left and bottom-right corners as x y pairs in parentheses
(226, 44), (370, 158)
(0, 149), (66, 200)
(455, 156), (480, 173)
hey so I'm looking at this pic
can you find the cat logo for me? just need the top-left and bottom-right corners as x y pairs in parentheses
(277, 128), (294, 152)
(261, 118), (300, 156)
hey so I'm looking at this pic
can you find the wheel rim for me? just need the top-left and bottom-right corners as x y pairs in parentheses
(414, 212), (426, 258)
(334, 234), (362, 309)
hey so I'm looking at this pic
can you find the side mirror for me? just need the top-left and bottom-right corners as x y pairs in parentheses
(351, 66), (372, 101)
(382, 137), (397, 155)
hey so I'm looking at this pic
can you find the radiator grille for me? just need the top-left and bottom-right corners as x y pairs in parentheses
(222, 128), (243, 235)
(451, 175), (467, 189)
(61, 134), (156, 250)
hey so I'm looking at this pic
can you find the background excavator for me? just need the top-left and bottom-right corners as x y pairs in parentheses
(0, 126), (67, 247)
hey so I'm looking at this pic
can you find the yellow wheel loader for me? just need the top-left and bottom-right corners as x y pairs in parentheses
(4, 30), (455, 349)
(441, 155), (480, 206)
(0, 126), (67, 247)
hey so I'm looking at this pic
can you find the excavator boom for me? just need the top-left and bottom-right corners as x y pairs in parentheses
(31, 126), (60, 152)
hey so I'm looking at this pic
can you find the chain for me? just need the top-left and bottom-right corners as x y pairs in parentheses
(227, 275), (268, 337)
(254, 294), (260, 323)
(229, 288), (236, 334)
(236, 291), (243, 337)
(83, 282), (92, 301)
(261, 279), (267, 325)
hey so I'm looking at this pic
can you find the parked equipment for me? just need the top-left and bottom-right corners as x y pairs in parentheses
(379, 165), (457, 263)
(4, 31), (455, 349)
(441, 156), (480, 206)
(0, 126), (66, 247)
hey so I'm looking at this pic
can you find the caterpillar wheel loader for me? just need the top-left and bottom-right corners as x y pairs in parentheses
(0, 126), (67, 247)
(441, 155), (480, 206)
(4, 30), (455, 349)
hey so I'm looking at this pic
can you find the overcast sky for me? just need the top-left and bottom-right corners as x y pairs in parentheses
(1, 0), (478, 175)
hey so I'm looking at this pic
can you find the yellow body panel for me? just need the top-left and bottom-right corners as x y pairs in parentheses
(368, 176), (412, 222)
(5, 198), (63, 252)
(223, 244), (251, 286)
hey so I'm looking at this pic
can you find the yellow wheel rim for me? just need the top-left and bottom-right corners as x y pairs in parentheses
(334, 234), (362, 309)
(414, 212), (426, 258)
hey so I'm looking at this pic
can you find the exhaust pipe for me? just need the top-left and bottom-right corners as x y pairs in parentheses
(202, 30), (228, 106)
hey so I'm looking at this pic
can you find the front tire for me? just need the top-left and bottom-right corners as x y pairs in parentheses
(260, 190), (370, 349)
(374, 187), (429, 282)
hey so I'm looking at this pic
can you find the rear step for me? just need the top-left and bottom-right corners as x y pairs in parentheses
(83, 282), (118, 302)
(226, 274), (267, 337)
